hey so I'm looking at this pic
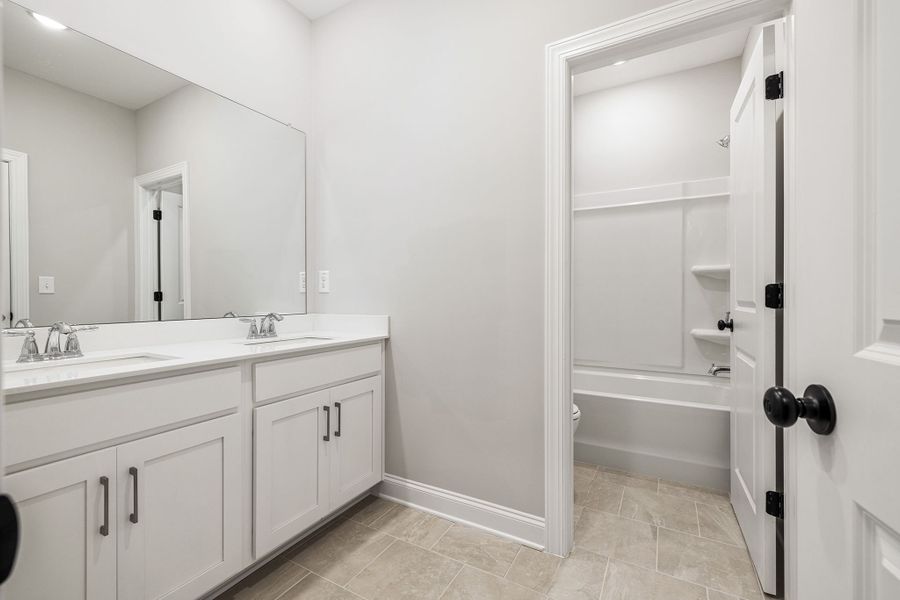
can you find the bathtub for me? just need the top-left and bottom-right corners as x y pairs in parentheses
(573, 366), (731, 491)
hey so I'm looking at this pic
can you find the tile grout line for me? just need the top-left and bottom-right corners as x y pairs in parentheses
(268, 567), (311, 600)
(340, 534), (400, 592)
(429, 521), (454, 551)
(694, 501), (702, 536)
(435, 562), (465, 600)
(596, 554), (611, 600)
(502, 546), (523, 578)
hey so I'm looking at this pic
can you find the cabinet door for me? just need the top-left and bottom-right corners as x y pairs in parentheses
(3, 449), (117, 600)
(117, 415), (241, 600)
(329, 376), (383, 509)
(254, 389), (330, 557)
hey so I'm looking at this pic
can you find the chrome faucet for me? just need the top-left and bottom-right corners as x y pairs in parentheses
(14, 318), (33, 328)
(240, 317), (261, 339)
(708, 363), (731, 377)
(44, 322), (99, 359)
(240, 313), (284, 339)
(3, 329), (42, 363)
(259, 312), (284, 337)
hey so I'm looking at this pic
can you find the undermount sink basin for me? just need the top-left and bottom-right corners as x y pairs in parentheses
(239, 334), (334, 347)
(5, 353), (177, 376)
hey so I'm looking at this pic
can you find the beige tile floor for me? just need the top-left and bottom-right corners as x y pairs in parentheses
(215, 463), (764, 600)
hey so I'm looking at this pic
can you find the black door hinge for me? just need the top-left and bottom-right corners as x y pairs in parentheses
(153, 291), (163, 302)
(765, 490), (784, 519)
(765, 71), (784, 100)
(765, 282), (784, 309)
(152, 209), (162, 221)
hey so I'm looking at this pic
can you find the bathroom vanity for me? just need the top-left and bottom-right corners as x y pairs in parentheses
(1, 315), (388, 599)
(0, 3), (387, 598)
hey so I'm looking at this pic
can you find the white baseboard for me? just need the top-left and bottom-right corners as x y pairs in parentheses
(378, 474), (545, 550)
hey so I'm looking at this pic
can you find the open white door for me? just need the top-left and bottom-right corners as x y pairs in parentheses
(158, 190), (184, 321)
(729, 22), (782, 595)
(788, 0), (900, 598)
(0, 161), (10, 328)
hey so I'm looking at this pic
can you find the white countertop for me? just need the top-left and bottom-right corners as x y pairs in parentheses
(2, 314), (389, 397)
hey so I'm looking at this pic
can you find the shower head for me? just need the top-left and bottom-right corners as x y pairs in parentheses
(716, 135), (730, 149)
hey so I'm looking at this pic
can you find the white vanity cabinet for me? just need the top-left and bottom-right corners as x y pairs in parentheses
(117, 415), (242, 600)
(252, 344), (384, 557)
(254, 389), (331, 555)
(329, 377), (384, 508)
(2, 335), (387, 599)
(253, 375), (383, 556)
(3, 449), (118, 600)
(4, 416), (241, 600)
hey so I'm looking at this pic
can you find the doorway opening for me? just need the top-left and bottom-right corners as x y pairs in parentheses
(1, 148), (29, 327)
(134, 163), (191, 321)
(545, 1), (792, 597)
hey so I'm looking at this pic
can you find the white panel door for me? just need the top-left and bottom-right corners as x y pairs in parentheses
(329, 376), (383, 509)
(159, 190), (184, 321)
(1, 161), (10, 327)
(3, 449), (116, 600)
(117, 416), (241, 600)
(254, 389), (331, 557)
(790, 0), (900, 598)
(728, 23), (781, 595)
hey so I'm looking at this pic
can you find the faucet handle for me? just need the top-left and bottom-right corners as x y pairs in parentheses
(3, 329), (30, 337)
(70, 325), (99, 333)
(261, 312), (283, 336)
(240, 317), (260, 339)
(63, 325), (98, 358)
(14, 319), (33, 328)
(4, 329), (43, 363)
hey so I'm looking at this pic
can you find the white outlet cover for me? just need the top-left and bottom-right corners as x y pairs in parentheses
(318, 270), (330, 293)
(38, 276), (55, 294)
(299, 271), (306, 293)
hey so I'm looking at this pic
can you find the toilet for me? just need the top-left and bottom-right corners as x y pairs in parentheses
(572, 403), (581, 432)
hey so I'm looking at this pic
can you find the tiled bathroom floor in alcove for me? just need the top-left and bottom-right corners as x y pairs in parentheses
(215, 463), (763, 600)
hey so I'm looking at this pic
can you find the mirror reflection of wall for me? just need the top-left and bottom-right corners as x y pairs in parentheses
(1, 2), (306, 327)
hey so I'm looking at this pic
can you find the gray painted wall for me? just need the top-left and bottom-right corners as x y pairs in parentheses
(136, 85), (307, 318)
(3, 67), (136, 325)
(310, 0), (671, 517)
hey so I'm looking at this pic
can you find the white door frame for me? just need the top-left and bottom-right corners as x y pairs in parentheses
(133, 162), (191, 321)
(2, 149), (29, 323)
(543, 0), (793, 557)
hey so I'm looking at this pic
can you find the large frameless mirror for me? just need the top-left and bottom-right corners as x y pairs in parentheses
(1, 1), (307, 327)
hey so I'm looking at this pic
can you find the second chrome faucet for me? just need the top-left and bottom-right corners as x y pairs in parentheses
(240, 312), (284, 339)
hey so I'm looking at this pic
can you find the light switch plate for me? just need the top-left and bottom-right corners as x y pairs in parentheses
(38, 276), (55, 294)
(318, 270), (330, 293)
(299, 272), (306, 293)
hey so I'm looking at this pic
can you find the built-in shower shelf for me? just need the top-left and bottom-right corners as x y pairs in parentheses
(690, 328), (731, 345)
(690, 264), (731, 280)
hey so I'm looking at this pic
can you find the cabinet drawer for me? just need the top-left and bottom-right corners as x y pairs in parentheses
(254, 344), (382, 403)
(5, 367), (241, 469)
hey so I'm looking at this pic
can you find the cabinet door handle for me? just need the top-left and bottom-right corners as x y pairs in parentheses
(323, 406), (331, 442)
(99, 476), (110, 536)
(334, 402), (342, 437)
(128, 467), (139, 524)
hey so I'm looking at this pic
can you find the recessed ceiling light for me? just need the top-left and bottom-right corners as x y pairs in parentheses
(30, 12), (68, 31)
(612, 60), (627, 66)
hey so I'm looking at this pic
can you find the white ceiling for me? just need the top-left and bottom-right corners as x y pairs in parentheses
(3, 4), (187, 110)
(286, 0), (356, 20)
(574, 27), (750, 96)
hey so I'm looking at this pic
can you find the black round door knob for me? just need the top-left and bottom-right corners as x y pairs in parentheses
(763, 384), (836, 435)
